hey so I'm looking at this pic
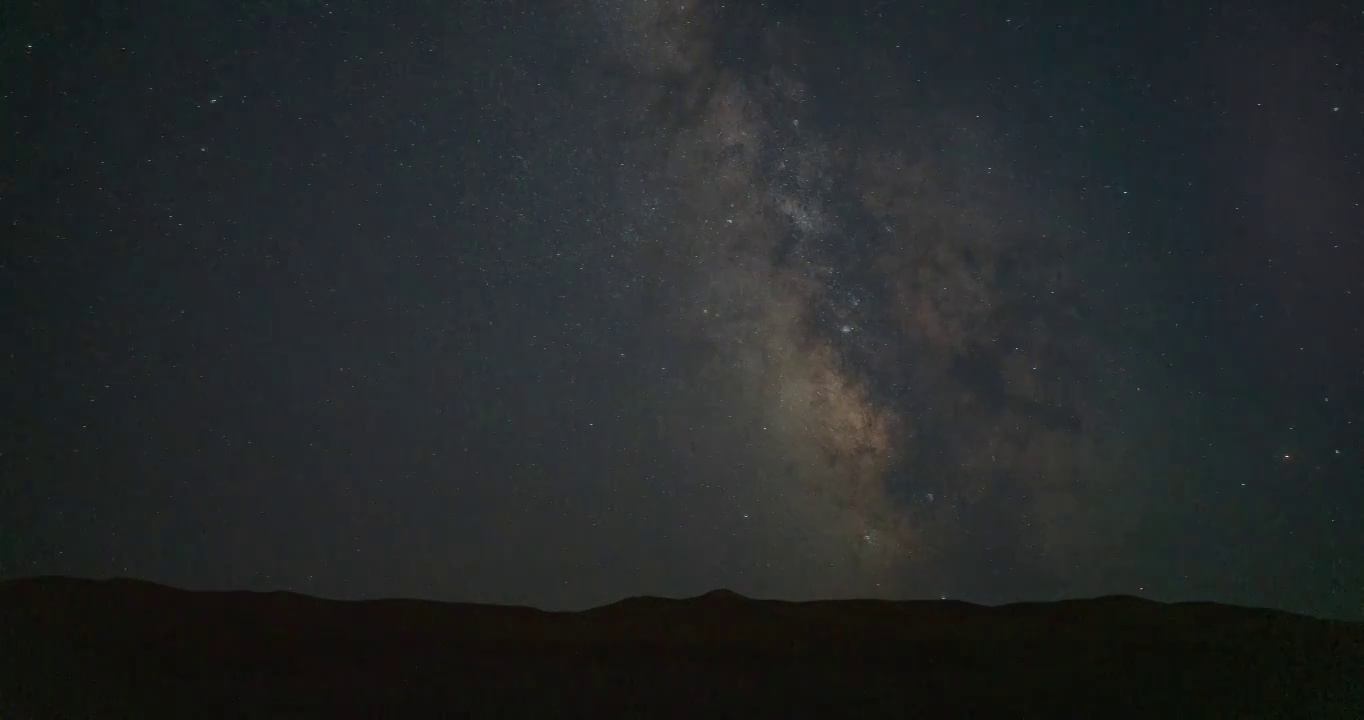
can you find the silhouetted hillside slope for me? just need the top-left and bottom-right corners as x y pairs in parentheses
(1, 577), (1360, 717)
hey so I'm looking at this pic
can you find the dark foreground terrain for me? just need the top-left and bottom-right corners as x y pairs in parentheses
(1, 578), (1360, 717)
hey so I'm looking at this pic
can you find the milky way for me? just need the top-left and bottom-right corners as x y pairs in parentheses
(562, 0), (1128, 599)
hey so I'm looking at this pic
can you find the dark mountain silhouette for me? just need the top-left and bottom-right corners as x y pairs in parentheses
(1, 577), (1361, 717)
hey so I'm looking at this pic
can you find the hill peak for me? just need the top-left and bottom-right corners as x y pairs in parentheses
(696, 588), (747, 602)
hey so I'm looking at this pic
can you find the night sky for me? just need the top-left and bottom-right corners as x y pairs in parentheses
(4, 0), (1362, 620)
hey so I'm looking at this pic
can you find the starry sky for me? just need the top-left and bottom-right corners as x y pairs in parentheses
(3, 0), (1362, 620)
